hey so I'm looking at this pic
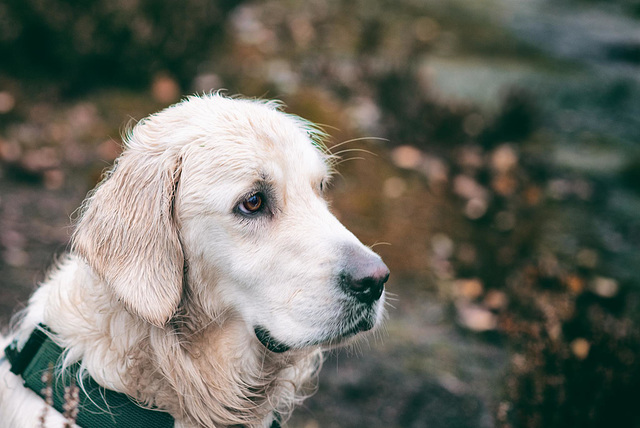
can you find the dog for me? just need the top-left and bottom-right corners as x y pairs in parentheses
(0, 94), (389, 427)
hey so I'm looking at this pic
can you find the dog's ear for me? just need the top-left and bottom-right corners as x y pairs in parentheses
(72, 148), (184, 327)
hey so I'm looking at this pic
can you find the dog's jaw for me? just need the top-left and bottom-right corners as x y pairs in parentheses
(252, 292), (385, 354)
(254, 326), (291, 353)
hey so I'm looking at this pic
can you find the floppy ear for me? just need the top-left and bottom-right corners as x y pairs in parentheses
(72, 149), (184, 327)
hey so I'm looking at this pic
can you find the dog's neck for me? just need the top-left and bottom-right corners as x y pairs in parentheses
(23, 255), (321, 428)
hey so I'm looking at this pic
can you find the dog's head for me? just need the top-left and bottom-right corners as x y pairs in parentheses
(73, 94), (389, 352)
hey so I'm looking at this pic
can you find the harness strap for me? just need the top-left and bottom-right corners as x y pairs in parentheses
(4, 325), (175, 427)
(5, 325), (283, 428)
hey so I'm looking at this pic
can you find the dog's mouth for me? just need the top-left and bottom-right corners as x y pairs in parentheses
(254, 326), (291, 353)
(254, 313), (377, 353)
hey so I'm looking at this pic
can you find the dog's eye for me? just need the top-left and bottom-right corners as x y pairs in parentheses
(239, 193), (264, 214)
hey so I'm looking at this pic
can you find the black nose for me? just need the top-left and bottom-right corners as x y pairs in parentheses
(340, 247), (390, 305)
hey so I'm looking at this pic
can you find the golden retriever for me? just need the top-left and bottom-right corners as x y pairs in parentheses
(0, 94), (389, 427)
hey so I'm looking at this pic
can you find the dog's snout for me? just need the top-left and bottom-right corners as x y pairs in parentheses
(340, 247), (390, 304)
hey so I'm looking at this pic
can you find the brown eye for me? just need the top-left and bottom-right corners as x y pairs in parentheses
(240, 193), (263, 214)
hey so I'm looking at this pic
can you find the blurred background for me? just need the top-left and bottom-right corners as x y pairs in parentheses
(1, 0), (640, 427)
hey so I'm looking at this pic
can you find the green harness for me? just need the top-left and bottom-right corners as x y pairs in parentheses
(4, 325), (175, 427)
(5, 325), (283, 428)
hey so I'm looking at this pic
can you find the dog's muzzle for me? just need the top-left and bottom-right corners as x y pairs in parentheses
(255, 246), (389, 353)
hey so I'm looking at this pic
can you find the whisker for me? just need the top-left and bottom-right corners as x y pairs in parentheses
(313, 122), (340, 132)
(384, 292), (399, 302)
(333, 156), (367, 166)
(330, 170), (345, 181)
(370, 241), (392, 249)
(331, 148), (378, 157)
(328, 136), (388, 152)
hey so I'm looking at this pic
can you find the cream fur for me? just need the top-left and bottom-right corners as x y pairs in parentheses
(0, 94), (387, 427)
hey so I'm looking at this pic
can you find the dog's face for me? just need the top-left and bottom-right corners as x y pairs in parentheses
(73, 95), (389, 352)
(176, 101), (388, 351)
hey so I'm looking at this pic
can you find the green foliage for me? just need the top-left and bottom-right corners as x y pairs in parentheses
(0, 0), (243, 93)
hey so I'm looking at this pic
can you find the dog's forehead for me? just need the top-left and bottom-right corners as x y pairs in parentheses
(134, 96), (329, 188)
(173, 97), (329, 208)
(201, 101), (328, 177)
